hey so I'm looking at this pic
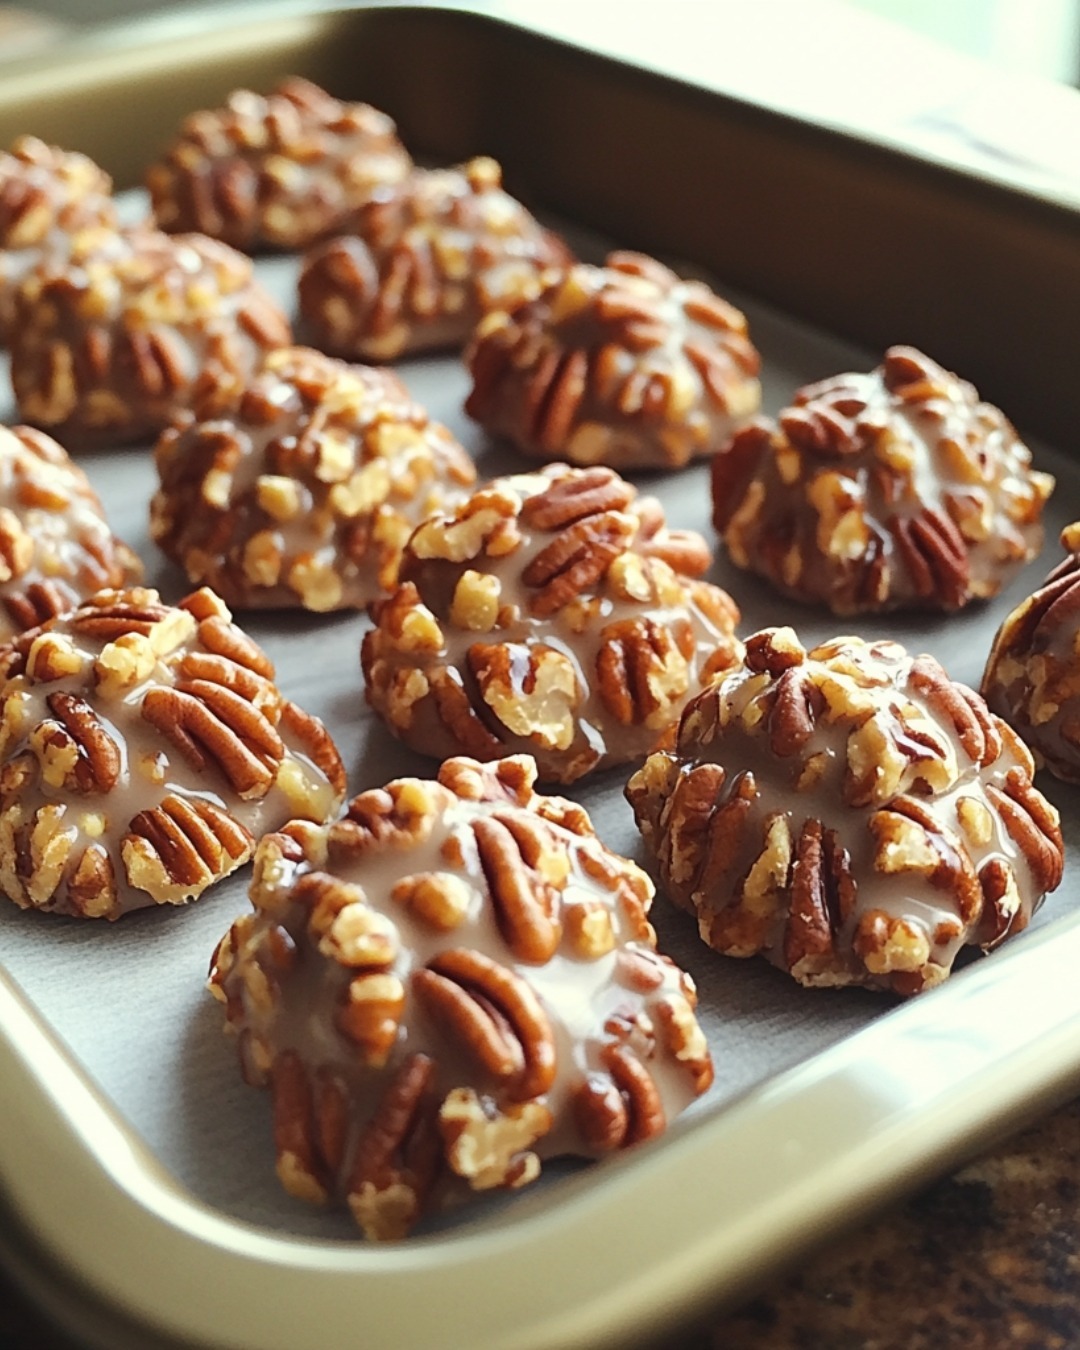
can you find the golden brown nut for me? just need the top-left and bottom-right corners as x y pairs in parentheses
(627, 628), (1064, 996)
(146, 76), (412, 252)
(298, 157), (573, 361)
(0, 137), (118, 344)
(464, 251), (761, 471)
(362, 464), (742, 784)
(209, 753), (712, 1239)
(711, 346), (1054, 615)
(0, 423), (141, 637)
(0, 586), (346, 920)
(10, 227), (291, 447)
(982, 521), (1080, 784)
(150, 347), (476, 612)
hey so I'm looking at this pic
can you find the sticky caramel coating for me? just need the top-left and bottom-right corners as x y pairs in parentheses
(0, 423), (142, 638)
(10, 227), (292, 448)
(298, 157), (573, 362)
(464, 251), (761, 471)
(362, 464), (742, 784)
(150, 347), (476, 612)
(0, 586), (346, 920)
(146, 76), (412, 252)
(982, 522), (1080, 784)
(0, 137), (117, 345)
(208, 754), (712, 1239)
(711, 346), (1054, 615)
(627, 628), (1064, 996)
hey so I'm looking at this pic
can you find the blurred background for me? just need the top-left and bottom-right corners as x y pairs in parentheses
(2, 0), (1080, 85)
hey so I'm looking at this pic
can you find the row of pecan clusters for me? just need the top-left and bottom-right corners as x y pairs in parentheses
(3, 83), (1052, 619)
(143, 75), (763, 470)
(0, 78), (766, 478)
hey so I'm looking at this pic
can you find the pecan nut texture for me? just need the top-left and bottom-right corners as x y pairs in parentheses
(146, 77), (412, 252)
(463, 251), (761, 471)
(0, 423), (141, 638)
(362, 464), (743, 784)
(0, 137), (118, 346)
(627, 628), (1064, 995)
(10, 226), (291, 448)
(150, 346), (476, 612)
(208, 754), (712, 1239)
(298, 157), (573, 362)
(0, 586), (346, 920)
(711, 346), (1054, 615)
(983, 521), (1080, 784)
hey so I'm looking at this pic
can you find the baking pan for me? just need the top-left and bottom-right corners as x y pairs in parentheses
(1, 5), (1080, 1348)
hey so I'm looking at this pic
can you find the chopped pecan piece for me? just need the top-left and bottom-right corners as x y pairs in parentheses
(983, 521), (1080, 784)
(151, 346), (475, 611)
(147, 76), (411, 251)
(209, 753), (711, 1238)
(10, 226), (291, 447)
(363, 464), (743, 784)
(464, 250), (761, 471)
(712, 346), (1053, 614)
(299, 157), (572, 360)
(627, 629), (1063, 994)
(0, 585), (345, 920)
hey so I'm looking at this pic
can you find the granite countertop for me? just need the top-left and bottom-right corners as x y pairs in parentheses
(3, 1097), (1078, 1348)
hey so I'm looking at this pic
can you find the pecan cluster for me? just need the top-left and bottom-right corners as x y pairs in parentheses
(362, 464), (742, 783)
(150, 346), (476, 612)
(298, 157), (573, 361)
(10, 227), (291, 447)
(0, 423), (141, 637)
(982, 521), (1080, 783)
(146, 76), (412, 252)
(711, 346), (1055, 614)
(0, 586), (346, 919)
(627, 628), (1064, 994)
(464, 251), (761, 471)
(209, 754), (712, 1238)
(0, 137), (117, 344)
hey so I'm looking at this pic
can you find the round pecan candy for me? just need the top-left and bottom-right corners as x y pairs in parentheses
(150, 346), (476, 612)
(298, 157), (573, 362)
(208, 754), (712, 1239)
(146, 76), (412, 252)
(627, 628), (1064, 995)
(464, 251), (761, 471)
(362, 464), (742, 784)
(711, 346), (1054, 615)
(0, 137), (118, 344)
(10, 227), (291, 448)
(0, 586), (346, 920)
(983, 521), (1080, 784)
(0, 423), (141, 638)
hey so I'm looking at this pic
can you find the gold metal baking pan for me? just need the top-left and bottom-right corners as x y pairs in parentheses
(1, 5), (1080, 1348)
